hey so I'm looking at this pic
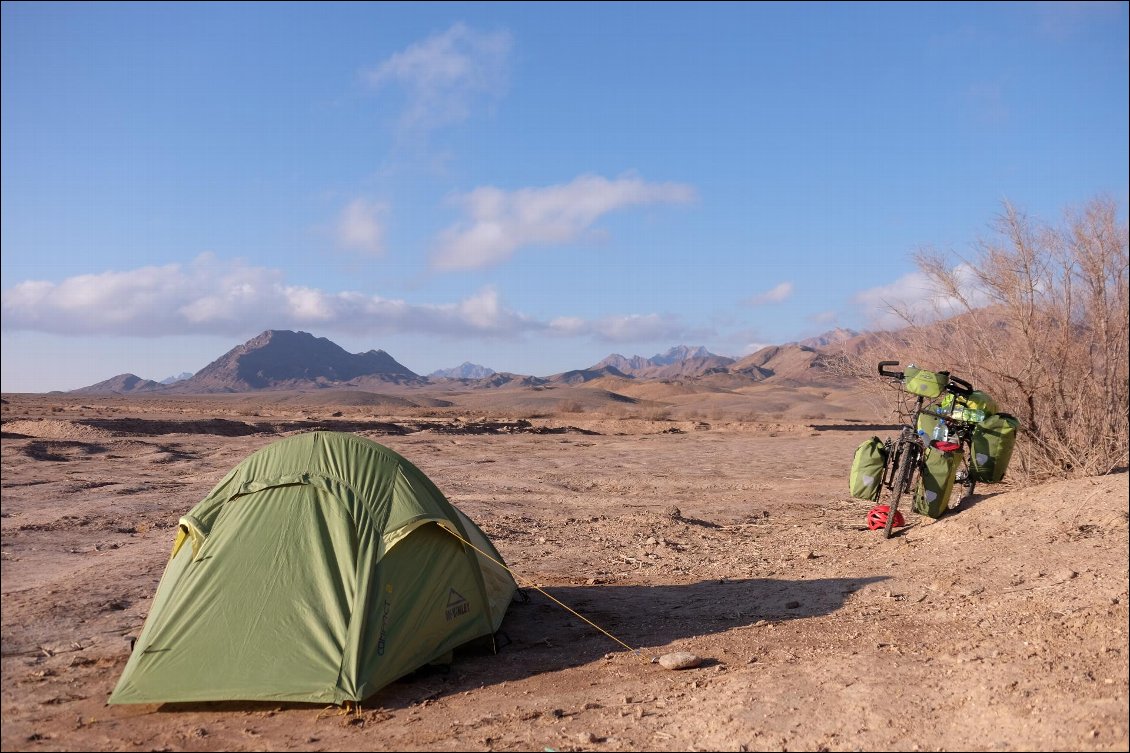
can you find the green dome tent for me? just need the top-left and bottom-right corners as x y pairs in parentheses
(110, 431), (517, 705)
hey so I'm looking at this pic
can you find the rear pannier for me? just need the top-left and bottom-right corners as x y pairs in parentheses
(971, 412), (1020, 483)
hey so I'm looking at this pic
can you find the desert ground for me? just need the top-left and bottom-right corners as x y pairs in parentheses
(1, 386), (1127, 752)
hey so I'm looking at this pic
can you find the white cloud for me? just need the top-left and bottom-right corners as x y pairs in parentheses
(743, 341), (773, 355)
(548, 312), (692, 343)
(747, 281), (794, 305)
(431, 174), (697, 271)
(807, 310), (839, 325)
(1, 255), (696, 344)
(336, 198), (388, 255)
(365, 22), (512, 133)
(852, 264), (989, 329)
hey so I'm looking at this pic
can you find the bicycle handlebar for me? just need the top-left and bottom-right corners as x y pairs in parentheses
(877, 360), (903, 379)
(877, 360), (975, 396)
(946, 374), (974, 397)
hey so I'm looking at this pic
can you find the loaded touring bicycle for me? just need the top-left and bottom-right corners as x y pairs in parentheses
(849, 361), (1020, 538)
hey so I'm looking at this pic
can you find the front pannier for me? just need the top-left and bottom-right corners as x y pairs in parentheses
(914, 446), (961, 518)
(849, 436), (888, 501)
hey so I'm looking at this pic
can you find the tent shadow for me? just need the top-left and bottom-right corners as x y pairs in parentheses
(368, 574), (887, 708)
(155, 575), (886, 713)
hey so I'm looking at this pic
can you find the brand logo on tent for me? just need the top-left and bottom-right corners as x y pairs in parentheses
(445, 589), (470, 621)
(376, 597), (392, 655)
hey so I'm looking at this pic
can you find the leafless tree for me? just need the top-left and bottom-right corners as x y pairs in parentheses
(856, 197), (1129, 481)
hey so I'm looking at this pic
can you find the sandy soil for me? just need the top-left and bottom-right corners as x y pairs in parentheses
(1, 393), (1127, 752)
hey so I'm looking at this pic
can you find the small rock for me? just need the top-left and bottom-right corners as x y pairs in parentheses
(785, 600), (801, 609)
(664, 506), (682, 520)
(658, 652), (702, 670)
(577, 731), (598, 744)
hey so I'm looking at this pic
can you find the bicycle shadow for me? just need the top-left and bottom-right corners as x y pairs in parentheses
(949, 488), (1006, 513)
(886, 489), (1009, 537)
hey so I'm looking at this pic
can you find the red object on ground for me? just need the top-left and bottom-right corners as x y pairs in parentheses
(866, 504), (906, 530)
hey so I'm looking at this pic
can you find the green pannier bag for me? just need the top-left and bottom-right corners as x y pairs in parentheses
(914, 446), (961, 518)
(904, 366), (948, 398)
(849, 436), (887, 501)
(971, 412), (1020, 483)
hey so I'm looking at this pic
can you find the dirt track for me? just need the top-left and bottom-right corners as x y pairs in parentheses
(1, 396), (1127, 752)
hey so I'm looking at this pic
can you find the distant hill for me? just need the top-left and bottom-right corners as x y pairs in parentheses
(429, 362), (496, 379)
(547, 366), (631, 385)
(465, 372), (549, 389)
(591, 345), (735, 379)
(159, 371), (194, 385)
(169, 330), (421, 393)
(797, 328), (860, 349)
(70, 373), (166, 395)
(592, 354), (652, 374)
(729, 343), (836, 384)
(650, 345), (717, 365)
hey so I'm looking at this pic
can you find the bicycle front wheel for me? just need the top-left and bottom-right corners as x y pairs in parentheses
(884, 440), (919, 538)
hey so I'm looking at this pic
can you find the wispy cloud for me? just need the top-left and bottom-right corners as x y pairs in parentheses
(548, 312), (694, 343)
(807, 310), (839, 325)
(747, 281), (794, 305)
(336, 198), (388, 255)
(1036, 1), (1123, 41)
(1, 255), (695, 344)
(431, 174), (697, 271)
(851, 264), (988, 329)
(365, 22), (512, 134)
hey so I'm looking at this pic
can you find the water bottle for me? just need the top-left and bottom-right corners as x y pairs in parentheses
(932, 420), (947, 442)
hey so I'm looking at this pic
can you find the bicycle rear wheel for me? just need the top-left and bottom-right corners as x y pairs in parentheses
(884, 439), (919, 538)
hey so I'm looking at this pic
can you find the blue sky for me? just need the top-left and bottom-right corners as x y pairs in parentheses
(2, 1), (1127, 392)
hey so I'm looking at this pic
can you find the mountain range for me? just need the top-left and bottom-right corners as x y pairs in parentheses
(67, 329), (855, 394)
(429, 362), (496, 380)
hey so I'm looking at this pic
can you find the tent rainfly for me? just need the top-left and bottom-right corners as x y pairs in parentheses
(109, 431), (517, 704)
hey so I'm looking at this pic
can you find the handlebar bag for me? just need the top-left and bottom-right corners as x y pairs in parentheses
(914, 446), (961, 518)
(903, 366), (948, 398)
(971, 412), (1020, 483)
(849, 436), (888, 501)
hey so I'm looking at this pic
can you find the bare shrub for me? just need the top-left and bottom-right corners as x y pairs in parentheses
(557, 399), (585, 414)
(845, 197), (1128, 481)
